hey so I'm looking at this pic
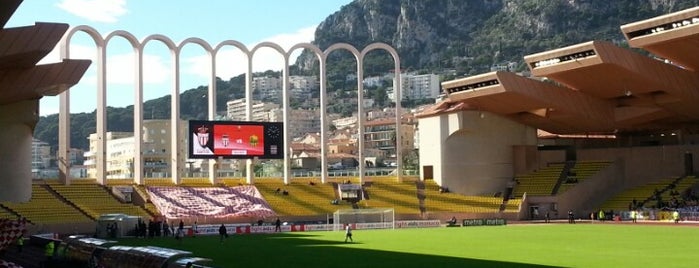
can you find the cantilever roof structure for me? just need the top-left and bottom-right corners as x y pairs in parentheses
(621, 6), (699, 71)
(432, 7), (699, 135)
(0, 0), (91, 105)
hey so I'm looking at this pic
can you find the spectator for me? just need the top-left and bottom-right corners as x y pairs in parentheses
(42, 240), (55, 267)
(163, 221), (170, 237)
(16, 231), (24, 253)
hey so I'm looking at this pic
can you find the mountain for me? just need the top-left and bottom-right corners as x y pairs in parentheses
(34, 0), (699, 152)
(296, 0), (699, 76)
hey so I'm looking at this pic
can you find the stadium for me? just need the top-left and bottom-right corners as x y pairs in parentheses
(1, 1), (699, 267)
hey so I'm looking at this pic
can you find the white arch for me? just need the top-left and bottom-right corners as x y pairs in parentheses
(287, 43), (331, 183)
(323, 43), (367, 184)
(176, 38), (216, 184)
(103, 31), (144, 184)
(360, 43), (403, 182)
(59, 27), (402, 187)
(58, 26), (104, 185)
(250, 42), (291, 184)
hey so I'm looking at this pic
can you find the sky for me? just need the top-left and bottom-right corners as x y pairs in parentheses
(7, 0), (353, 115)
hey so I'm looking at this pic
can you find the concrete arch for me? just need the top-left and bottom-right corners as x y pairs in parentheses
(176, 37), (218, 184)
(213, 40), (250, 56)
(360, 42), (403, 182)
(139, 34), (178, 51)
(250, 41), (287, 57)
(58, 25), (108, 184)
(287, 43), (331, 182)
(58, 27), (402, 187)
(103, 30), (145, 184)
(323, 43), (368, 183)
(324, 43), (361, 58)
(60, 25), (104, 58)
(249, 41), (292, 184)
(103, 30), (140, 49)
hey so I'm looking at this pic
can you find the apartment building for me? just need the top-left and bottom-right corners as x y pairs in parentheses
(363, 117), (416, 159)
(31, 139), (51, 172)
(84, 120), (187, 179)
(226, 98), (280, 121)
(388, 73), (440, 102)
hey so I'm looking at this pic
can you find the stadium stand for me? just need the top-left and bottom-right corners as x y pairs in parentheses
(358, 178), (420, 214)
(47, 180), (150, 220)
(146, 185), (275, 219)
(422, 180), (503, 213)
(143, 178), (176, 186)
(597, 177), (691, 211)
(130, 185), (161, 216)
(503, 198), (523, 213)
(180, 178), (214, 187)
(255, 179), (352, 216)
(557, 161), (612, 194)
(0, 184), (92, 224)
(105, 179), (134, 186)
(512, 163), (566, 197)
(0, 207), (16, 219)
(219, 178), (247, 186)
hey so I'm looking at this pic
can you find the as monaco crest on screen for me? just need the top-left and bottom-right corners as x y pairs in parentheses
(188, 120), (284, 159)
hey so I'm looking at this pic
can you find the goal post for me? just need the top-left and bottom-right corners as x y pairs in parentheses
(333, 208), (395, 231)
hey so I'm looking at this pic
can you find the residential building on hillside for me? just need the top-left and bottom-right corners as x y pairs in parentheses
(252, 76), (282, 102)
(67, 148), (85, 166)
(226, 98), (280, 121)
(289, 75), (318, 99)
(363, 76), (386, 87)
(363, 117), (416, 161)
(332, 115), (357, 129)
(84, 120), (187, 179)
(268, 108), (320, 139)
(366, 107), (408, 121)
(32, 139), (51, 172)
(388, 73), (440, 102)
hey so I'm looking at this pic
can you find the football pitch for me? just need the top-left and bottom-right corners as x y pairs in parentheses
(118, 223), (699, 268)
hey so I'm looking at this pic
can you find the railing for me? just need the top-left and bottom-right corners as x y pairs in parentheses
(33, 168), (421, 181)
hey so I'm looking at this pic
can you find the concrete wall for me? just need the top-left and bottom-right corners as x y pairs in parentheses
(0, 100), (39, 202)
(578, 145), (699, 187)
(419, 111), (537, 195)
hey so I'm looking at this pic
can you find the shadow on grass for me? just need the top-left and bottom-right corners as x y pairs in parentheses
(119, 233), (563, 268)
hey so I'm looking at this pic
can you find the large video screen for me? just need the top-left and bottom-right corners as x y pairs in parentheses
(188, 120), (283, 159)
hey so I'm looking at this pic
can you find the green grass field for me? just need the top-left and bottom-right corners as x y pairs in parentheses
(118, 224), (699, 268)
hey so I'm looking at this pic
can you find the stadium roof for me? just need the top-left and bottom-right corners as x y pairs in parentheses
(0, 0), (91, 105)
(429, 7), (699, 135)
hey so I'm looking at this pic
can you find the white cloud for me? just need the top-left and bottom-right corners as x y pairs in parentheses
(56, 0), (128, 23)
(41, 43), (170, 85)
(184, 25), (317, 80)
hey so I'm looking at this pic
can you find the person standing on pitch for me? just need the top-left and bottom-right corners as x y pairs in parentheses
(218, 224), (228, 242)
(344, 224), (353, 243)
(275, 218), (282, 232)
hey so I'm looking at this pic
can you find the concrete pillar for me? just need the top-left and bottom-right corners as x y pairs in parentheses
(0, 99), (39, 202)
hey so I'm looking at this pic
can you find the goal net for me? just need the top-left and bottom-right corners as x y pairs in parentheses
(333, 208), (395, 231)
